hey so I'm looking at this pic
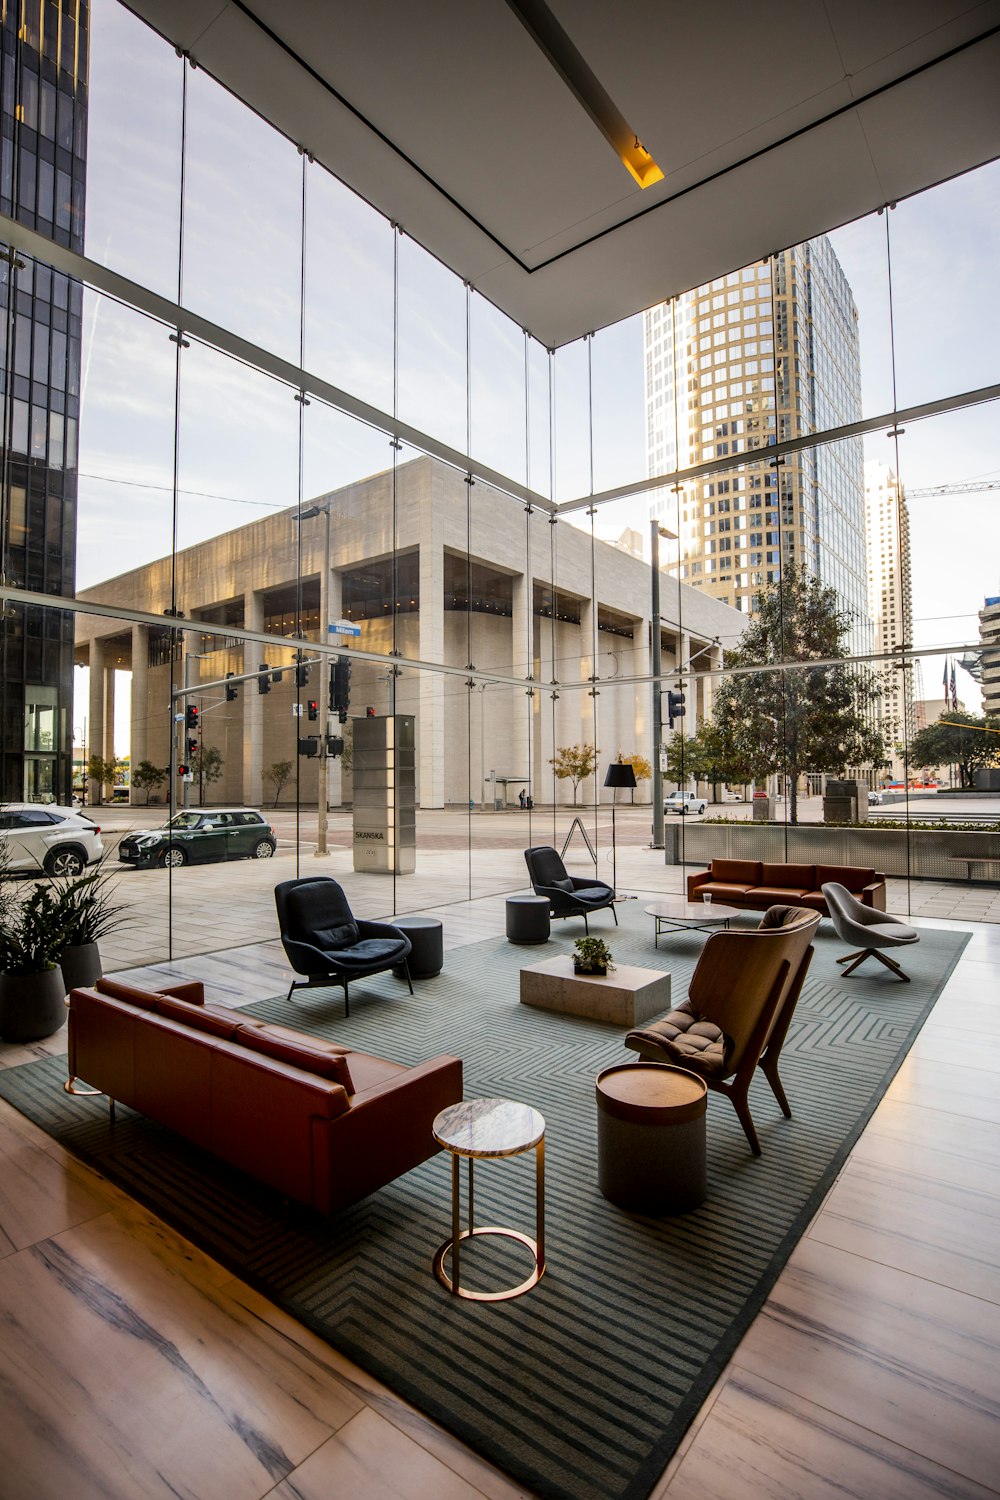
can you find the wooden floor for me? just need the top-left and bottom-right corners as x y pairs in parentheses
(1, 902), (997, 1500)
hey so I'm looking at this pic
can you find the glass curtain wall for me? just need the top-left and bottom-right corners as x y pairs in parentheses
(1, 0), (998, 980)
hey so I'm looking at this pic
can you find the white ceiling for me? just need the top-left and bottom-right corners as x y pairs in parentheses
(127, 0), (1000, 347)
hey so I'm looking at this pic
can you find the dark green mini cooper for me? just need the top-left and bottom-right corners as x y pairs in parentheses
(118, 808), (277, 869)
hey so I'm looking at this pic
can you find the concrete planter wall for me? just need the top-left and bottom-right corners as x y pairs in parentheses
(668, 822), (1000, 882)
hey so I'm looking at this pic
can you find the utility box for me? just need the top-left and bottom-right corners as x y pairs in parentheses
(751, 794), (772, 822)
(352, 714), (416, 874)
(823, 778), (865, 823)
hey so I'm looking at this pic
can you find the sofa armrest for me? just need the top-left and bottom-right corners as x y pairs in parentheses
(862, 880), (887, 911)
(687, 870), (712, 900)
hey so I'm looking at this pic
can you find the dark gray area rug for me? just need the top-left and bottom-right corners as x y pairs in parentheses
(0, 908), (969, 1500)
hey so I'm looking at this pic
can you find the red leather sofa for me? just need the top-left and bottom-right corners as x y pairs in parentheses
(66, 977), (462, 1214)
(687, 859), (887, 916)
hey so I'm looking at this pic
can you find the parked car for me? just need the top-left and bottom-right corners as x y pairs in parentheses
(117, 808), (277, 869)
(0, 803), (104, 877)
(664, 791), (708, 815)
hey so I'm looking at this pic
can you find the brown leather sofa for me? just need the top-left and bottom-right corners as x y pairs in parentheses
(66, 977), (462, 1214)
(687, 859), (886, 916)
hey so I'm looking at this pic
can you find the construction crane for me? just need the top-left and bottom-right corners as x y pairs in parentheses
(907, 481), (1000, 498)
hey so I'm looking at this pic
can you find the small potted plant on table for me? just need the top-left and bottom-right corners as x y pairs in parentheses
(573, 936), (615, 976)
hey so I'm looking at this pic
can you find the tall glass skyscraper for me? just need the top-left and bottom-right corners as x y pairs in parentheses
(645, 237), (871, 653)
(0, 0), (87, 802)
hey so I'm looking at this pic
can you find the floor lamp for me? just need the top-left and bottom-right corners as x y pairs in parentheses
(604, 762), (637, 898)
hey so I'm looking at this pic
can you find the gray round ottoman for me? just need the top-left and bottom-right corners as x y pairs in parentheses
(506, 895), (551, 944)
(391, 915), (444, 978)
(596, 1063), (707, 1213)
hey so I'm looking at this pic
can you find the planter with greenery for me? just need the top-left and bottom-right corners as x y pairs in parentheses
(52, 867), (129, 993)
(0, 883), (67, 1042)
(573, 936), (615, 977)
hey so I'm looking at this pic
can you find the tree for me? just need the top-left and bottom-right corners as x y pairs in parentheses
(131, 759), (167, 805)
(192, 744), (224, 806)
(619, 752), (652, 803)
(909, 712), (1000, 789)
(710, 567), (887, 823)
(264, 759), (293, 807)
(86, 754), (117, 805)
(549, 744), (599, 804)
(662, 726), (736, 794)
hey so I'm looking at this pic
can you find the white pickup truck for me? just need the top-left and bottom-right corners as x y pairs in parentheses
(664, 791), (708, 815)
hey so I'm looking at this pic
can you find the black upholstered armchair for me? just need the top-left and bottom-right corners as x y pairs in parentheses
(274, 877), (413, 1014)
(524, 846), (617, 933)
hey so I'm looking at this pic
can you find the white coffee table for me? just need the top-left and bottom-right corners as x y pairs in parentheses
(645, 899), (741, 947)
(519, 955), (671, 1027)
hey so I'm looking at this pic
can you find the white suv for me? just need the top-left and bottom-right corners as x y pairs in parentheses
(0, 804), (105, 877)
(664, 791), (708, 815)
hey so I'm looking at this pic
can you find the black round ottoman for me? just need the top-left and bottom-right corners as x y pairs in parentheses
(506, 895), (551, 944)
(391, 915), (444, 978)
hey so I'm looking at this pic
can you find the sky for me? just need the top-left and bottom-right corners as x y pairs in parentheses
(71, 0), (999, 747)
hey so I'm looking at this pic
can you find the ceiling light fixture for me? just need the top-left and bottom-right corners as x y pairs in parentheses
(505, 0), (664, 188)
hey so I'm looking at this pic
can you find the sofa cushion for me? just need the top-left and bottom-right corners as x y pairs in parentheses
(551, 877), (575, 892)
(574, 885), (612, 903)
(701, 883), (755, 901)
(154, 995), (241, 1039)
(238, 1019), (352, 1055)
(748, 886), (810, 904)
(761, 863), (815, 890)
(94, 978), (163, 1010)
(799, 892), (830, 911)
(710, 859), (762, 885)
(815, 864), (876, 893)
(237, 1028), (354, 1088)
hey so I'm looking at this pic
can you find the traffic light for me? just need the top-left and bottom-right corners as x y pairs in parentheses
(295, 661), (310, 688)
(330, 655), (351, 721)
(257, 664), (270, 694)
(185, 704), (198, 729)
(366, 706), (375, 718)
(177, 764), (189, 777)
(326, 735), (345, 757)
(225, 672), (238, 701)
(307, 699), (318, 721)
(666, 690), (686, 728)
(186, 738), (198, 758)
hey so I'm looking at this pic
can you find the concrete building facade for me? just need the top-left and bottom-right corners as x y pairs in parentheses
(864, 460), (915, 779)
(980, 596), (1000, 719)
(75, 457), (742, 809)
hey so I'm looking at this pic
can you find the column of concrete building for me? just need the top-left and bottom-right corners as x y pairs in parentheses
(578, 598), (597, 778)
(511, 570), (532, 799)
(243, 592), (264, 807)
(87, 638), (104, 803)
(418, 489), (445, 809)
(129, 624), (149, 805)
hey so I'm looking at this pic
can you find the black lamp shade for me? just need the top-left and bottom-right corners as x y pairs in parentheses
(604, 763), (637, 790)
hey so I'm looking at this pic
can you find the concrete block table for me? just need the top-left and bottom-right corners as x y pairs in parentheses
(519, 955), (671, 1027)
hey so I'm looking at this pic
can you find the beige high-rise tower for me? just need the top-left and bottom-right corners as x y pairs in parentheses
(864, 460), (915, 778)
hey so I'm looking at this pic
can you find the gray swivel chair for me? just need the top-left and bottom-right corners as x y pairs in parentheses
(822, 881), (919, 982)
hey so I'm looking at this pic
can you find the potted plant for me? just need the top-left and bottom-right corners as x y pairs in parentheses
(52, 865), (129, 994)
(573, 936), (615, 977)
(0, 882), (68, 1042)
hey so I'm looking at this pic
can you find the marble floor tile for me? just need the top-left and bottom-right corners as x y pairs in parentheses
(661, 1368), (998, 1500)
(268, 1406), (523, 1500)
(808, 1157), (1000, 1303)
(923, 995), (1000, 1037)
(0, 1209), (363, 1500)
(733, 1237), (1000, 1490)
(909, 1025), (1000, 1071)
(861, 1097), (1000, 1169)
(0, 1110), (121, 1250)
(887, 1055), (1000, 1124)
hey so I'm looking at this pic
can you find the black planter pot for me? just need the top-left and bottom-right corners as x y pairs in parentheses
(573, 961), (608, 977)
(59, 942), (103, 995)
(0, 966), (67, 1043)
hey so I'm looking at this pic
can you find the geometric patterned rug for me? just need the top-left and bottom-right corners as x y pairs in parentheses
(0, 906), (968, 1500)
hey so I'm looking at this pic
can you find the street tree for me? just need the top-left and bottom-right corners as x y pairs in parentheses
(710, 567), (887, 823)
(192, 744), (224, 806)
(86, 754), (118, 805)
(131, 759), (166, 805)
(619, 752), (652, 803)
(909, 712), (1000, 789)
(264, 760), (293, 807)
(549, 744), (599, 804)
(663, 724), (735, 797)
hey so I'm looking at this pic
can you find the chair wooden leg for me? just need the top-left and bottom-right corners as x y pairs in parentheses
(836, 950), (865, 965)
(839, 950), (872, 976)
(871, 948), (910, 981)
(760, 1055), (791, 1118)
(730, 1088), (762, 1156)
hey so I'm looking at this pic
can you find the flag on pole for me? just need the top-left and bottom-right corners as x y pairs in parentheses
(942, 656), (950, 702)
(950, 662), (958, 710)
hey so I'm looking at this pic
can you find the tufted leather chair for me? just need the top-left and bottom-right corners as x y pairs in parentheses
(524, 845), (617, 933)
(624, 905), (819, 1155)
(274, 876), (413, 1015)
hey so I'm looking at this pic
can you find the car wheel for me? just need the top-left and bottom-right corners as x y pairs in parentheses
(252, 839), (275, 859)
(159, 846), (187, 869)
(44, 846), (86, 877)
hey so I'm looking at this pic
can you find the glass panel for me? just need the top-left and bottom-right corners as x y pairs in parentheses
(552, 336), (590, 502)
(591, 312), (646, 495)
(182, 64), (303, 362)
(303, 161), (394, 415)
(396, 233), (466, 454)
(85, 0), (183, 297)
(469, 291), (526, 485)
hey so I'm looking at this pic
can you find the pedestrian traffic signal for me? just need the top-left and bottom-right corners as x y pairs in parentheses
(257, 664), (270, 694)
(666, 690), (686, 728)
(297, 737), (318, 758)
(186, 738), (198, 758)
(326, 735), (344, 757)
(185, 704), (199, 729)
(366, 706), (375, 718)
(177, 764), (189, 777)
(295, 661), (310, 688)
(225, 672), (238, 701)
(307, 699), (318, 721)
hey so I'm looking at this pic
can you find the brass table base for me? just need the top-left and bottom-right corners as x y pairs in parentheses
(433, 1144), (545, 1302)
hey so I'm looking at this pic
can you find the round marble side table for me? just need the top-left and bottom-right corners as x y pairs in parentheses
(431, 1097), (546, 1301)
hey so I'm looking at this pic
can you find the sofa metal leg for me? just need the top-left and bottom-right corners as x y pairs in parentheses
(342, 982), (350, 1017)
(611, 904), (618, 926)
(64, 1076), (102, 1098)
(402, 959), (414, 996)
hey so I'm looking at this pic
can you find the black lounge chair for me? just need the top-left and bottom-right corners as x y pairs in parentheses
(524, 845), (617, 934)
(274, 876), (413, 1015)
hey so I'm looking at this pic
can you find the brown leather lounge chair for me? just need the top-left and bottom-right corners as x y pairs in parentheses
(624, 906), (820, 1155)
